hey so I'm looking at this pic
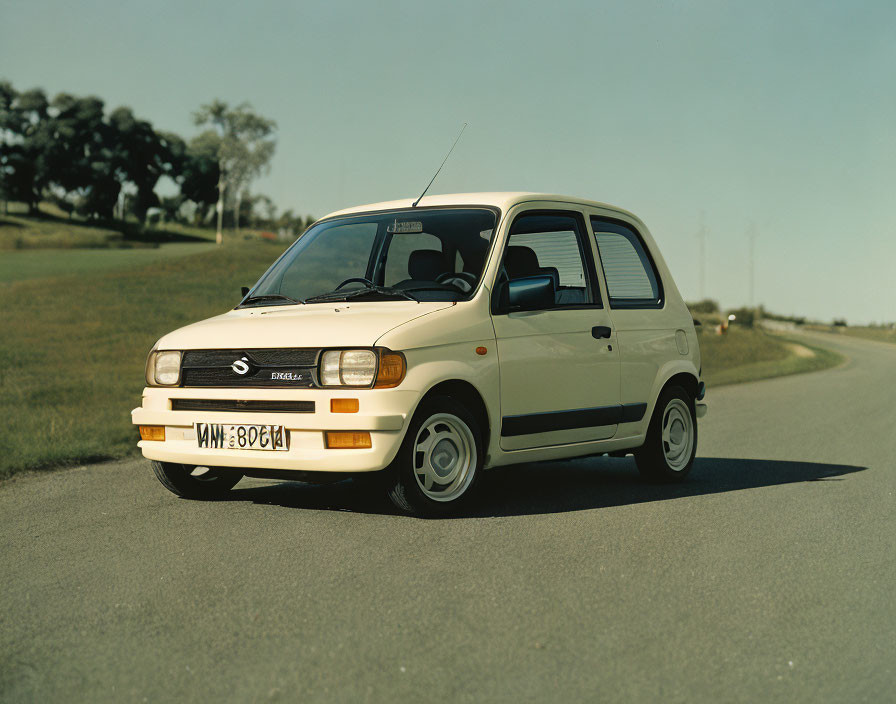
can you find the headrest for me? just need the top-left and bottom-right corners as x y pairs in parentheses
(408, 249), (446, 281)
(505, 246), (541, 278)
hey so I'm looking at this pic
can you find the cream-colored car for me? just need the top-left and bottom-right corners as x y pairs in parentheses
(134, 193), (706, 516)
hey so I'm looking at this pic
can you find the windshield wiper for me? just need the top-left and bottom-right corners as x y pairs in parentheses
(304, 285), (419, 304)
(240, 293), (302, 307)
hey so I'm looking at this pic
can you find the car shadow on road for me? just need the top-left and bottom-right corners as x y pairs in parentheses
(223, 457), (866, 518)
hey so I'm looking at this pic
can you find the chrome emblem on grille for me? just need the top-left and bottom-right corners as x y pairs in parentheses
(231, 357), (250, 375)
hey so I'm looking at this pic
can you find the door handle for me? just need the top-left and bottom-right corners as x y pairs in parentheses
(592, 325), (612, 339)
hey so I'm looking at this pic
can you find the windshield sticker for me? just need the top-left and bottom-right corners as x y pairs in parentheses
(387, 220), (424, 234)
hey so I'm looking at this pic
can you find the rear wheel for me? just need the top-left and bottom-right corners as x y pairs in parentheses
(386, 396), (483, 517)
(151, 461), (242, 499)
(634, 385), (697, 481)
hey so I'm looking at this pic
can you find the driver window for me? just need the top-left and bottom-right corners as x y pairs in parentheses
(503, 212), (596, 307)
(384, 232), (444, 286)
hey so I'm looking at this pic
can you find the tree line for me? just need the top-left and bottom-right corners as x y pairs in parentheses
(0, 80), (312, 238)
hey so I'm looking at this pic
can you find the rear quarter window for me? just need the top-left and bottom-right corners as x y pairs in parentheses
(591, 217), (663, 308)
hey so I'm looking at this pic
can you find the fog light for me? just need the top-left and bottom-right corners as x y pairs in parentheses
(325, 431), (371, 449)
(139, 425), (165, 441)
(330, 398), (359, 413)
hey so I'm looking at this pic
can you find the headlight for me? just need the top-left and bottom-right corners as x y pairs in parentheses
(320, 349), (377, 387)
(318, 349), (405, 388)
(146, 350), (182, 386)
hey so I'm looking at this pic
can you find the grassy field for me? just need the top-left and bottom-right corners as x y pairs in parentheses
(1, 208), (217, 250)
(0, 243), (214, 283)
(698, 326), (842, 387)
(1, 213), (125, 249)
(0, 239), (285, 478)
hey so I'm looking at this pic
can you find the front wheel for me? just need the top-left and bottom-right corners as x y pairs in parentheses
(634, 385), (697, 482)
(386, 396), (483, 517)
(151, 461), (242, 499)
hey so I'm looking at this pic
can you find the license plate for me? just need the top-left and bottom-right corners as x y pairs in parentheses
(195, 423), (289, 451)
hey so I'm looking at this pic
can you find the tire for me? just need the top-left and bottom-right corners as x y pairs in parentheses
(634, 385), (697, 482)
(385, 395), (483, 517)
(151, 461), (242, 499)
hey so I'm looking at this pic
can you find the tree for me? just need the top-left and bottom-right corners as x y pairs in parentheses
(726, 307), (756, 327)
(180, 131), (221, 224)
(42, 93), (112, 218)
(0, 80), (15, 212)
(253, 193), (277, 226)
(0, 86), (51, 213)
(193, 100), (276, 243)
(228, 138), (276, 232)
(687, 299), (719, 314)
(106, 107), (185, 222)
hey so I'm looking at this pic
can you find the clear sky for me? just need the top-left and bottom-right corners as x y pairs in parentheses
(2, 0), (894, 323)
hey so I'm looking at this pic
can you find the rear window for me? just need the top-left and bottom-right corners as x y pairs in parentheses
(591, 218), (662, 307)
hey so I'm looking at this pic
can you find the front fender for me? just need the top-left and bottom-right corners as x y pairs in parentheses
(396, 343), (500, 454)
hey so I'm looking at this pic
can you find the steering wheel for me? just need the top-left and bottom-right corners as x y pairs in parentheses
(333, 277), (375, 291)
(436, 271), (478, 293)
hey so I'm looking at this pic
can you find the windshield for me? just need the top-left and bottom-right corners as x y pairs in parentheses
(244, 208), (498, 305)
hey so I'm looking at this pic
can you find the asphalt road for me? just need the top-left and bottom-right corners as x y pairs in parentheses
(2, 331), (893, 703)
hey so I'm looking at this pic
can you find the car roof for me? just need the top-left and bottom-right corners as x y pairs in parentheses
(320, 192), (644, 226)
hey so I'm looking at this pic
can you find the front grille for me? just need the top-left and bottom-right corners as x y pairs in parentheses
(182, 349), (319, 367)
(180, 348), (319, 388)
(172, 399), (315, 413)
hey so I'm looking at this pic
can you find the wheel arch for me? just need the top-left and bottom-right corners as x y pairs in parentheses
(662, 371), (699, 401)
(414, 379), (491, 454)
(641, 362), (700, 428)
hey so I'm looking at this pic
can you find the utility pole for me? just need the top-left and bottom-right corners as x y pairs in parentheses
(748, 222), (757, 308)
(697, 212), (707, 300)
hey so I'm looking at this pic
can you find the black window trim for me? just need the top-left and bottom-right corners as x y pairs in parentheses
(491, 208), (604, 315)
(589, 215), (665, 310)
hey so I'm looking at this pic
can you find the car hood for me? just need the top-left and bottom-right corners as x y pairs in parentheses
(155, 301), (455, 350)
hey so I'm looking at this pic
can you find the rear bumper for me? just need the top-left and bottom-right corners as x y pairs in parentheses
(132, 386), (418, 473)
(696, 402), (708, 419)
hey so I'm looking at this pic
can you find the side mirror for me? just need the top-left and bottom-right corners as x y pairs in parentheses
(241, 286), (250, 297)
(506, 275), (555, 312)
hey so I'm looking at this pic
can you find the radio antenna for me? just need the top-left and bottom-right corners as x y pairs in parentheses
(412, 122), (467, 208)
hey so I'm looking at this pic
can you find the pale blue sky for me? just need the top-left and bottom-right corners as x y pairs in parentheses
(2, 0), (894, 322)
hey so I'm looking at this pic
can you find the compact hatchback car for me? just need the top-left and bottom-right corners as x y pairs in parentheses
(134, 193), (706, 515)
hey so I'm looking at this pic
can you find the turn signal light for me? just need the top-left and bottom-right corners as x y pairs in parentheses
(325, 431), (372, 449)
(139, 425), (165, 441)
(374, 351), (406, 388)
(330, 398), (359, 413)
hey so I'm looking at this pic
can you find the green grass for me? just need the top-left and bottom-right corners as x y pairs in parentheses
(0, 239), (286, 478)
(698, 326), (842, 387)
(0, 243), (214, 283)
(1, 213), (126, 249)
(1, 208), (222, 250)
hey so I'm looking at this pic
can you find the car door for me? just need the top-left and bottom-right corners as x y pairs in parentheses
(586, 211), (670, 433)
(491, 206), (621, 451)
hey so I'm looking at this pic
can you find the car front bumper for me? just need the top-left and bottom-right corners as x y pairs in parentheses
(131, 387), (419, 473)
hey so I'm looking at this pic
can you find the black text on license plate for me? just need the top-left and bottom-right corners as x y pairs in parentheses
(195, 423), (289, 451)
